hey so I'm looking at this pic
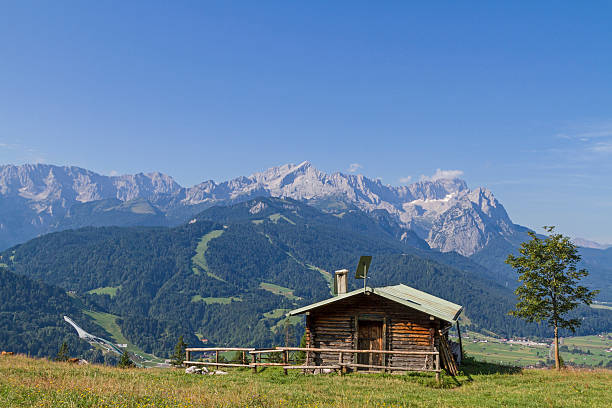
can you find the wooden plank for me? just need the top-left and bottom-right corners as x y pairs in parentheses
(249, 349), (283, 354)
(283, 350), (288, 376)
(183, 361), (251, 367)
(277, 347), (439, 355)
(284, 365), (340, 370)
(456, 320), (464, 362)
(438, 331), (458, 376)
(339, 363), (438, 372)
(382, 316), (387, 371)
(186, 347), (255, 352)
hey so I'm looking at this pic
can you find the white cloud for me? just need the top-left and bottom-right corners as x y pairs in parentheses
(398, 176), (412, 184)
(421, 169), (464, 181)
(588, 142), (612, 153)
(555, 121), (612, 141)
(347, 163), (362, 173)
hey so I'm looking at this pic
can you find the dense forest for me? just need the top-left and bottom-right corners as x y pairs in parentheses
(2, 197), (610, 360)
(0, 268), (110, 357)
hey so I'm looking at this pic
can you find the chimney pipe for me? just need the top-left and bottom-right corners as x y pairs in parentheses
(335, 269), (349, 295)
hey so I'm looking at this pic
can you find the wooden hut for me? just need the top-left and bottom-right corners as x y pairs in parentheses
(288, 269), (463, 372)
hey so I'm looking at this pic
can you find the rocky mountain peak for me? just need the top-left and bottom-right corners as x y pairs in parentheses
(0, 162), (523, 256)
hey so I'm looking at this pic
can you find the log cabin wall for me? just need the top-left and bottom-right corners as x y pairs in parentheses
(306, 293), (448, 370)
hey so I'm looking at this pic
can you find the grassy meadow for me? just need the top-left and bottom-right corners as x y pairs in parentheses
(1, 354), (611, 408)
(462, 332), (612, 368)
(82, 310), (163, 367)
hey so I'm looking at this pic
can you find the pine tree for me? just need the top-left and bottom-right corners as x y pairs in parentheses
(506, 226), (598, 370)
(170, 335), (187, 366)
(118, 349), (134, 368)
(55, 341), (69, 362)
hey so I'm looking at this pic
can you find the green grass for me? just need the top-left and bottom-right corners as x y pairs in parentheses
(1, 355), (611, 407)
(464, 340), (546, 366)
(191, 295), (242, 304)
(251, 219), (265, 225)
(86, 285), (121, 298)
(191, 229), (225, 279)
(83, 310), (162, 365)
(462, 331), (612, 368)
(263, 308), (290, 319)
(268, 213), (296, 225)
(259, 282), (300, 300)
(0, 263), (7, 268)
(262, 309), (303, 332)
(591, 303), (612, 311)
(562, 334), (612, 367)
(271, 316), (302, 332)
(103, 200), (159, 214)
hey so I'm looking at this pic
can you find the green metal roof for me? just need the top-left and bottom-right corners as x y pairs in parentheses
(288, 284), (463, 323)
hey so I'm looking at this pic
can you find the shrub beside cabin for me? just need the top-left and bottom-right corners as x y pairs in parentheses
(288, 269), (463, 372)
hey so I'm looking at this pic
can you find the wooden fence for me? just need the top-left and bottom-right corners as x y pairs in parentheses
(184, 346), (442, 382)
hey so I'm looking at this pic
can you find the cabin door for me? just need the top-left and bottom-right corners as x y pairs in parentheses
(357, 321), (383, 368)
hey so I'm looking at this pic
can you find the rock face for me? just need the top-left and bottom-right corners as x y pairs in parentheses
(0, 164), (181, 249)
(181, 161), (520, 256)
(0, 162), (524, 255)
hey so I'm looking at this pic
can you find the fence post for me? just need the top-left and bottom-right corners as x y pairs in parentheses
(435, 352), (440, 384)
(251, 353), (257, 374)
(338, 352), (344, 375)
(283, 350), (288, 375)
(185, 349), (190, 366)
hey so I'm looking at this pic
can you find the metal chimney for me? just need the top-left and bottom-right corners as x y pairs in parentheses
(334, 269), (349, 295)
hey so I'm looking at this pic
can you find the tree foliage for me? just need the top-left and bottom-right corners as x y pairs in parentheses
(506, 226), (599, 369)
(170, 335), (187, 366)
(55, 341), (69, 362)
(118, 349), (134, 368)
(0, 267), (109, 358)
(506, 227), (598, 331)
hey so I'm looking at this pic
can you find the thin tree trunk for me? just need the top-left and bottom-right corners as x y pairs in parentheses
(554, 323), (560, 370)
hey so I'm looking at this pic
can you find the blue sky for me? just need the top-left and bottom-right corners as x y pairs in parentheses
(1, 1), (611, 242)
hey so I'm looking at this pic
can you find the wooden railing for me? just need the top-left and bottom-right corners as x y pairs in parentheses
(184, 346), (442, 382)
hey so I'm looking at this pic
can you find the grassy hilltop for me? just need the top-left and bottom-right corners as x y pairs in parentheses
(1, 355), (611, 408)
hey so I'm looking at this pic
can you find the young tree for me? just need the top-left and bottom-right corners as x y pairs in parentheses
(118, 349), (134, 368)
(55, 341), (69, 362)
(506, 226), (598, 370)
(170, 335), (187, 366)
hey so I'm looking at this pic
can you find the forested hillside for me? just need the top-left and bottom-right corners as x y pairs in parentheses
(0, 268), (108, 357)
(471, 235), (612, 301)
(3, 197), (611, 359)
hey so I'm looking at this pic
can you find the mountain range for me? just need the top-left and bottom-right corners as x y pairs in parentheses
(0, 161), (527, 257)
(2, 162), (610, 296)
